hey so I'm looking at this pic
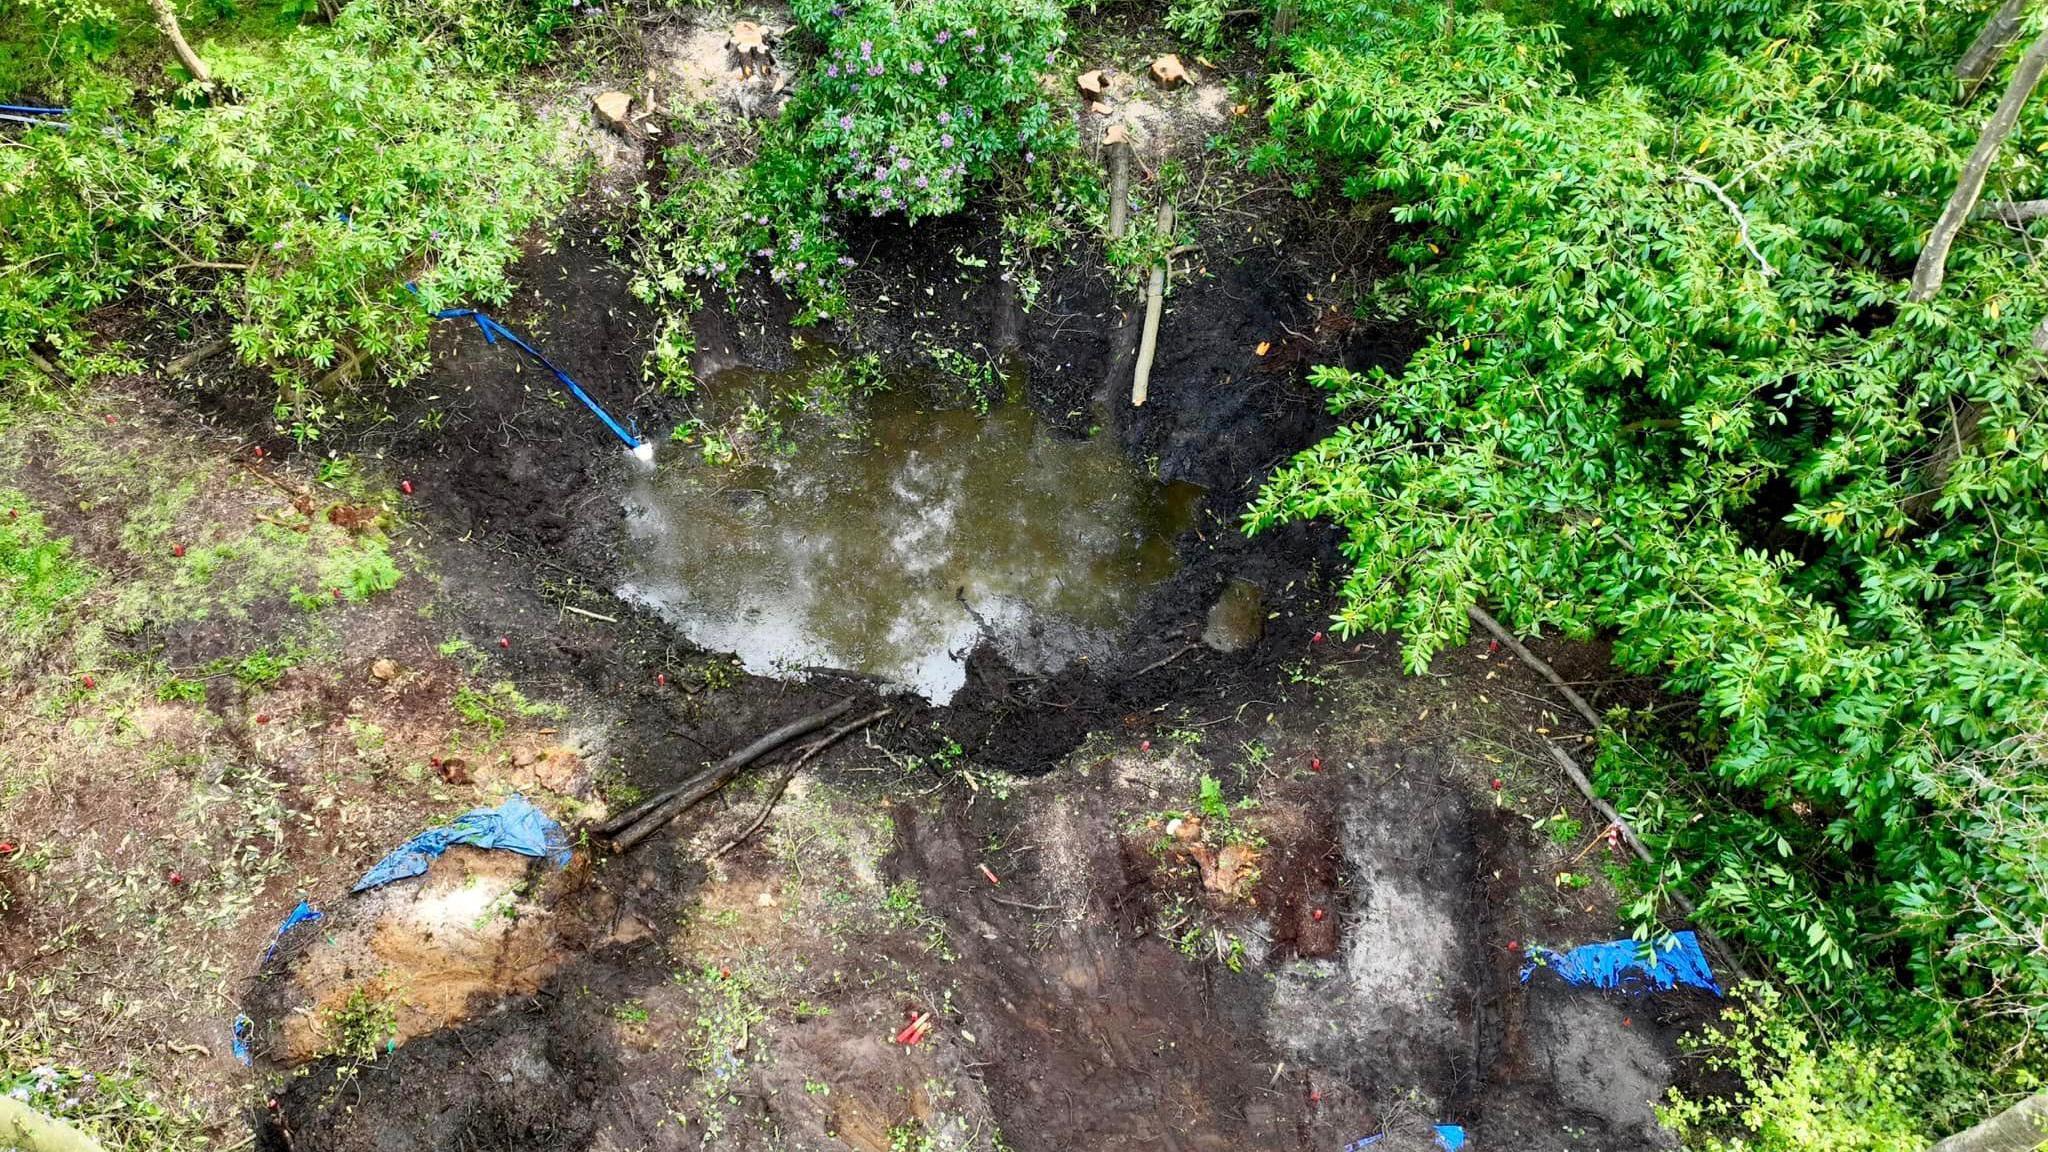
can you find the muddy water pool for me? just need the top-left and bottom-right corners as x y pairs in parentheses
(617, 367), (1201, 701)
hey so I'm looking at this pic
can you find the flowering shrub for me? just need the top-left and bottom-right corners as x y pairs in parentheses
(778, 0), (1066, 222)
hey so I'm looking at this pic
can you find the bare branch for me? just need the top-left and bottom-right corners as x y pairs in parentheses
(1973, 197), (2048, 221)
(144, 0), (213, 89)
(1678, 168), (1777, 277)
(1913, 27), (2048, 301)
(1959, 0), (2031, 84)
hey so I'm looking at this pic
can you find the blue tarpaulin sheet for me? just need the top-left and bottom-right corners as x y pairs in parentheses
(1344, 1125), (1467, 1151)
(351, 794), (570, 893)
(1518, 930), (1722, 996)
(235, 899), (325, 1064)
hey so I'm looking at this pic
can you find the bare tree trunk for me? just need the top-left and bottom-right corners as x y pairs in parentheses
(1930, 1091), (2048, 1152)
(1912, 27), (2048, 301)
(1131, 202), (1173, 407)
(1107, 142), (1131, 241)
(144, 0), (213, 88)
(1960, 0), (2031, 83)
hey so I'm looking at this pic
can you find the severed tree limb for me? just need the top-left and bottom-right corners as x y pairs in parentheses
(1959, 0), (2032, 84)
(1678, 168), (1776, 277)
(1473, 602), (1752, 983)
(1107, 140), (1132, 241)
(601, 697), (857, 848)
(1468, 605), (1602, 730)
(145, 0), (213, 88)
(709, 707), (892, 859)
(1930, 1090), (2048, 1152)
(1973, 196), (2048, 221)
(1131, 202), (1174, 407)
(1912, 26), (2048, 301)
(165, 337), (229, 378)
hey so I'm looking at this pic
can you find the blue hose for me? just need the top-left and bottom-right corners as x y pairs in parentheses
(0, 104), (67, 115)
(433, 307), (645, 453)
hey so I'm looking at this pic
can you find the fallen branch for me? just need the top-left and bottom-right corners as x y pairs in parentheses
(1912, 26), (2048, 301)
(1972, 196), (2048, 222)
(709, 706), (891, 859)
(165, 337), (230, 378)
(1467, 605), (1602, 729)
(562, 604), (619, 624)
(1930, 1089), (2048, 1152)
(1130, 641), (1198, 680)
(601, 697), (857, 849)
(1131, 201), (1175, 407)
(1476, 602), (1752, 983)
(1678, 168), (1776, 278)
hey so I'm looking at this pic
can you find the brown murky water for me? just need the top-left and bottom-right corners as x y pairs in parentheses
(618, 369), (1201, 701)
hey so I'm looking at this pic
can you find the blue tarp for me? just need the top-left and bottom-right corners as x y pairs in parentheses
(260, 899), (324, 966)
(1518, 930), (1722, 996)
(351, 794), (571, 894)
(1344, 1125), (1467, 1151)
(235, 899), (325, 1064)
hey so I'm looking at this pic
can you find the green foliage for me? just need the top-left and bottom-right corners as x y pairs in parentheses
(1164, 0), (1229, 48)
(1246, 0), (2048, 1047)
(0, 493), (95, 671)
(0, 1), (567, 400)
(0, 1054), (212, 1152)
(782, 0), (1066, 221)
(1659, 985), (1928, 1151)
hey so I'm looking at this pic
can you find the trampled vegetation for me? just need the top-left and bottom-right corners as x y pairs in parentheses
(3, 0), (2047, 1145)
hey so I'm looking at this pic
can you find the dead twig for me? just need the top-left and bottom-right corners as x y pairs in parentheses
(1466, 604), (1603, 730)
(603, 698), (859, 851)
(709, 707), (891, 859)
(1678, 168), (1776, 278)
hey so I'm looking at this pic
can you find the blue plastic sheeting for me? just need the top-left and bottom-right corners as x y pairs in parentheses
(352, 794), (571, 893)
(1344, 1126), (1467, 1151)
(1519, 930), (1722, 996)
(260, 899), (325, 966)
(433, 305), (644, 453)
(234, 899), (326, 1065)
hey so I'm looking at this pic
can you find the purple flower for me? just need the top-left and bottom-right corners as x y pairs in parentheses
(973, 44), (983, 54)
(838, 256), (856, 266)
(880, 186), (894, 199)
(827, 64), (840, 77)
(831, 3), (845, 14)
(915, 175), (929, 188)
(999, 52), (1013, 64)
(935, 30), (951, 44)
(839, 114), (854, 129)
(869, 63), (884, 75)
(938, 111), (952, 125)
(1025, 151), (1036, 163)
(962, 27), (975, 37)
(859, 39), (873, 58)
(910, 60), (925, 74)
(936, 74), (948, 87)
(1045, 51), (1056, 65)
(940, 133), (954, 148)
(896, 155), (911, 169)
(873, 165), (889, 179)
